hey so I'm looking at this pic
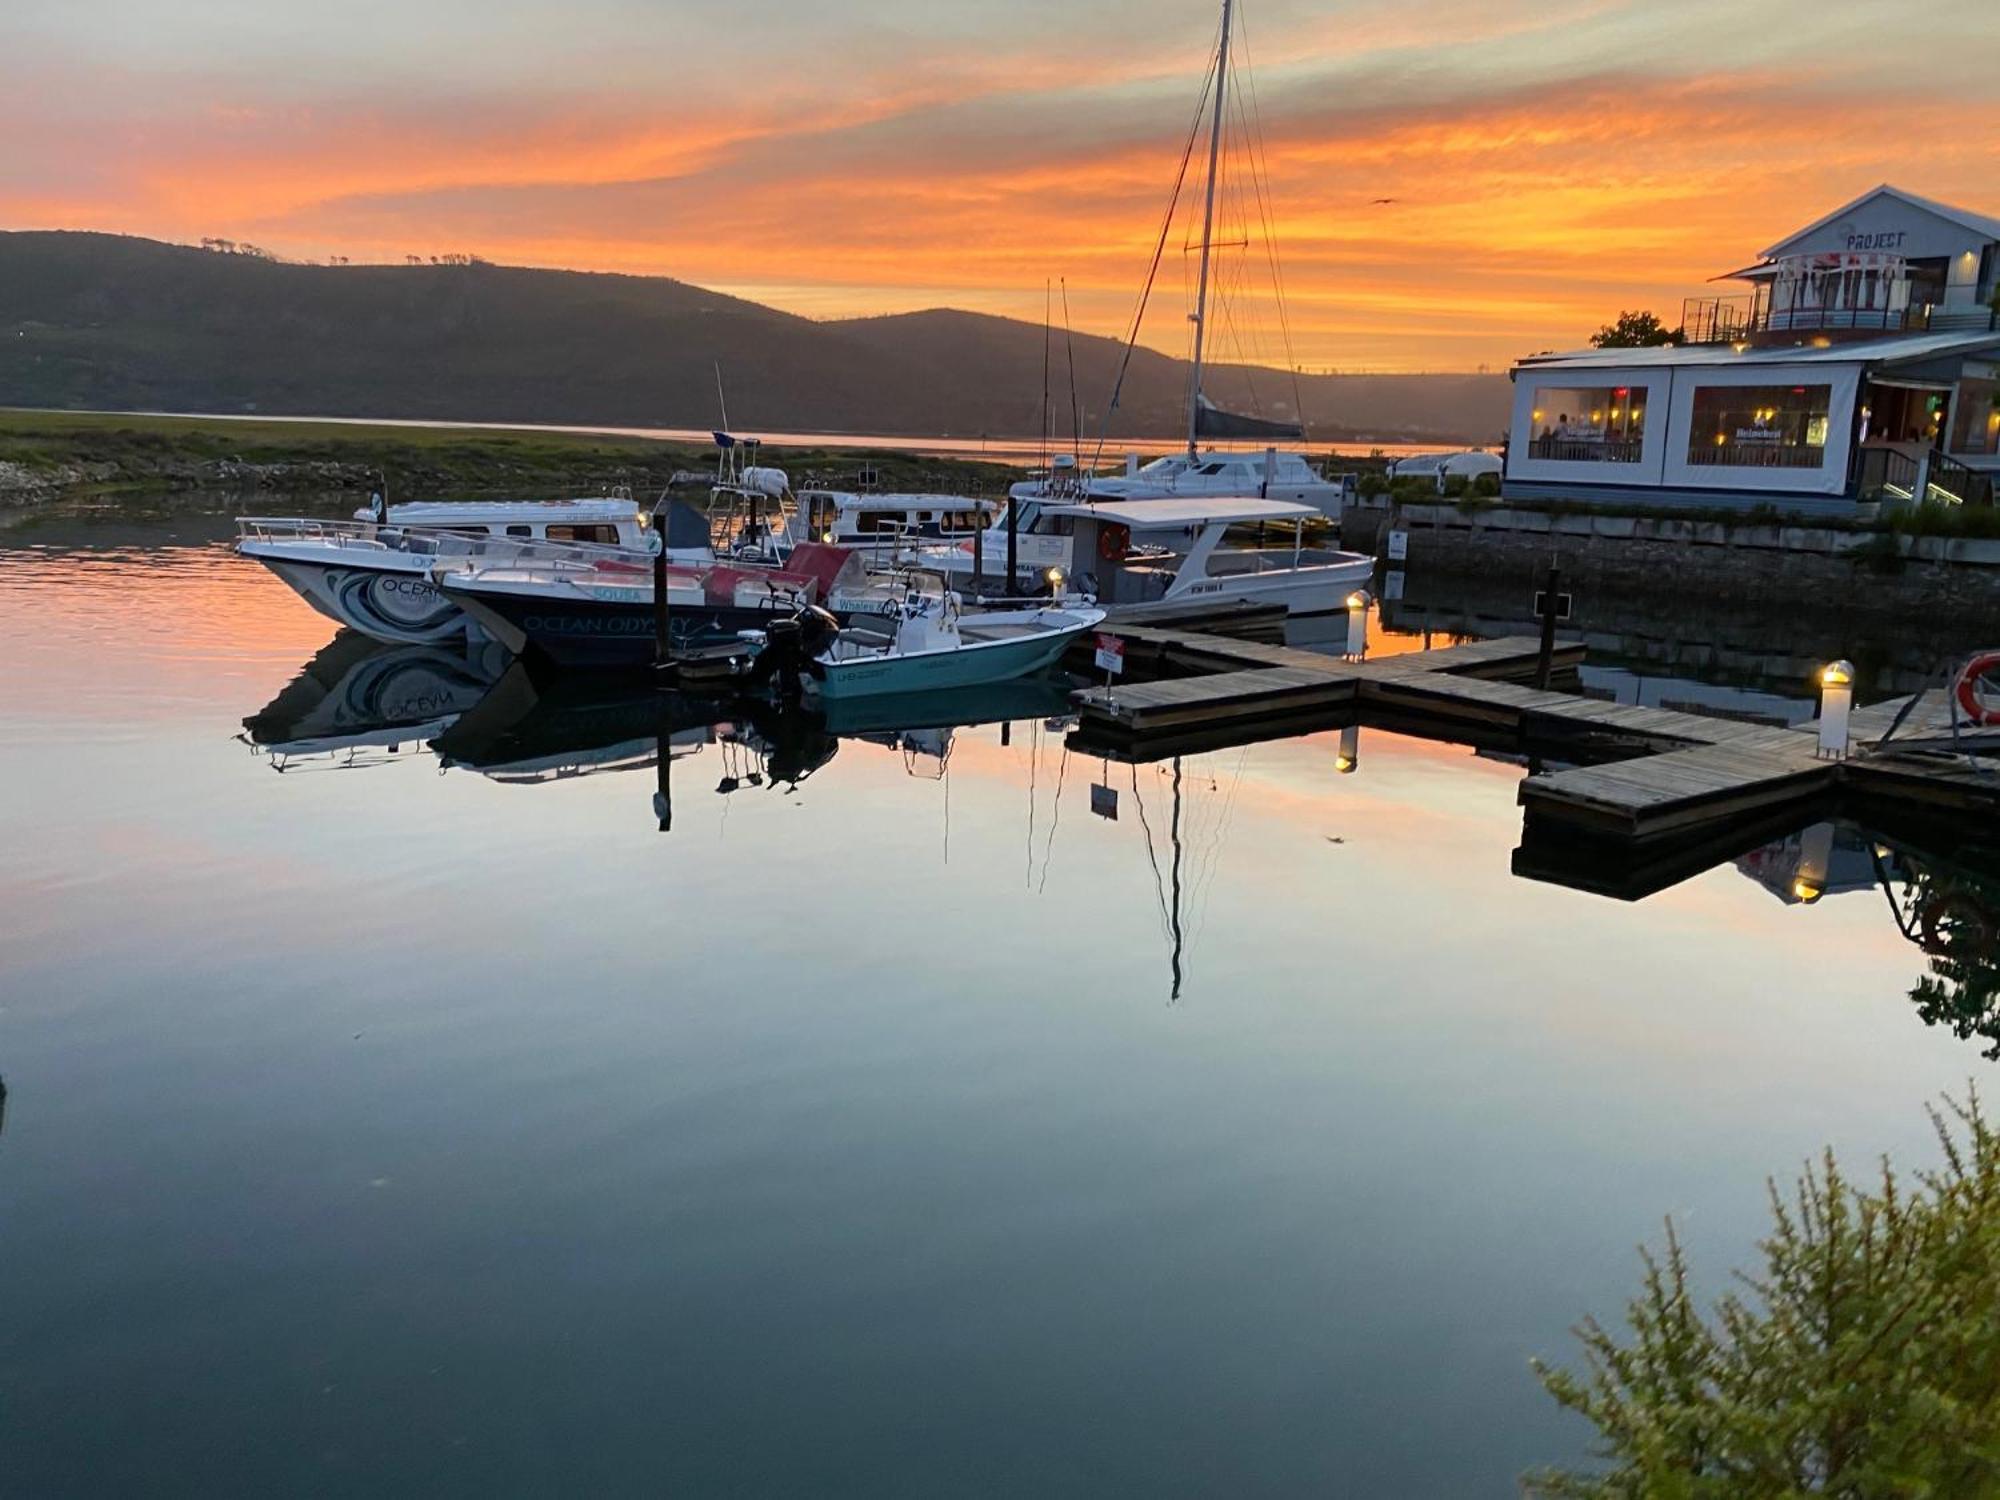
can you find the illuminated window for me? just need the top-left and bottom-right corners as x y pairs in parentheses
(1525, 386), (1645, 462)
(1686, 385), (1833, 468)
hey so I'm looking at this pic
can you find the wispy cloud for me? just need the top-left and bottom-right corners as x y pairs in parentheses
(4, 0), (1997, 369)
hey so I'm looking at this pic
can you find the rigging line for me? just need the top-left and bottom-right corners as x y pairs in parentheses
(1061, 279), (1082, 467)
(1185, 744), (1250, 953)
(1038, 744), (1071, 895)
(1233, 19), (1308, 427)
(1088, 31), (1218, 477)
(1040, 279), (1052, 476)
(1128, 762), (1174, 941)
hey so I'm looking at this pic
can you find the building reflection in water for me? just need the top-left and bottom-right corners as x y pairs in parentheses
(1739, 820), (2000, 1056)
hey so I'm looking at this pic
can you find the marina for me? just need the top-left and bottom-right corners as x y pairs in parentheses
(8, 0), (2000, 1487)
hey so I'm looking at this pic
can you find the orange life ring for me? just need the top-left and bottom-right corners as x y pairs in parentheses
(1098, 522), (1131, 563)
(1953, 650), (2000, 726)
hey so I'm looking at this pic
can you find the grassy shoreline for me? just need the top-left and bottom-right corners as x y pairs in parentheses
(0, 408), (1029, 502)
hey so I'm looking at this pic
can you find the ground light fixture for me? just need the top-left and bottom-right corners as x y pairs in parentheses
(1817, 660), (1855, 759)
(1336, 722), (1360, 774)
(1344, 589), (1371, 660)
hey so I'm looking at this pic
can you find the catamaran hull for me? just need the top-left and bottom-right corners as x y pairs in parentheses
(809, 622), (1092, 702)
(244, 548), (470, 645)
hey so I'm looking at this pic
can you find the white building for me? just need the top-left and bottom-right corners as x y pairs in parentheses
(1504, 186), (2000, 516)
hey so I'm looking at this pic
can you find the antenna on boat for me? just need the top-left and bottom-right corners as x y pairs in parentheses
(714, 361), (731, 435)
(1185, 0), (1232, 464)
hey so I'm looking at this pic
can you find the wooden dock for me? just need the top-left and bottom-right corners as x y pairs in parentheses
(1067, 621), (2000, 850)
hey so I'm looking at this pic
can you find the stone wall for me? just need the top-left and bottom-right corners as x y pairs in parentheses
(1344, 501), (2000, 626)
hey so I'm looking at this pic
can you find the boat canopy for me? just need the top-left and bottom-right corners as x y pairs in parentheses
(1045, 497), (1316, 528)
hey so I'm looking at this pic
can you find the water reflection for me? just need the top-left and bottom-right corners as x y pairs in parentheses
(241, 633), (510, 769)
(1874, 839), (2000, 1058)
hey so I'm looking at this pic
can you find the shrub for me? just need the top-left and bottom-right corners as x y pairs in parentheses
(1526, 1091), (2000, 1497)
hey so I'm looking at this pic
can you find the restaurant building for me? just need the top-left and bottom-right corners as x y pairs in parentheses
(1503, 186), (2000, 516)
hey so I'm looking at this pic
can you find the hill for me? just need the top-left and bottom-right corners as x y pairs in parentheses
(0, 232), (1511, 444)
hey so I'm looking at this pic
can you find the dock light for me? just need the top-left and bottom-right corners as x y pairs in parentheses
(1792, 821), (1833, 904)
(1344, 589), (1372, 660)
(1046, 566), (1065, 591)
(1336, 722), (1360, 774)
(1817, 660), (1855, 759)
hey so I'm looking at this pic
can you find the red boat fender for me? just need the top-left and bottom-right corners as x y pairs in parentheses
(1953, 650), (2000, 726)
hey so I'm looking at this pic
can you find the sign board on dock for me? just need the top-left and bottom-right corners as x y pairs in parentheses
(1383, 569), (1405, 602)
(1533, 590), (1574, 622)
(1090, 783), (1119, 820)
(1386, 530), (1410, 562)
(1094, 634), (1126, 675)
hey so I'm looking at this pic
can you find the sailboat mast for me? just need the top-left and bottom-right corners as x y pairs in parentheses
(1185, 0), (1232, 463)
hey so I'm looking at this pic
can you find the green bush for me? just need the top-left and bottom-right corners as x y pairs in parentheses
(1526, 1091), (2000, 1497)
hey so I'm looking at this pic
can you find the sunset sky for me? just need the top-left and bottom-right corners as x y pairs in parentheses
(5, 0), (1998, 371)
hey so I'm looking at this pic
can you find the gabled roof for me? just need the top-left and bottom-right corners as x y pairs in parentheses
(1760, 184), (2000, 260)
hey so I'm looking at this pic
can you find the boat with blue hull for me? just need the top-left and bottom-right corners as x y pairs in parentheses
(801, 580), (1104, 702)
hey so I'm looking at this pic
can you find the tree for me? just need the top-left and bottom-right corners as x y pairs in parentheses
(1526, 1091), (2000, 1496)
(1590, 310), (1682, 349)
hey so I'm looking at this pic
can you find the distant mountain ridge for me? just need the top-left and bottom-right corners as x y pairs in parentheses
(0, 231), (1511, 445)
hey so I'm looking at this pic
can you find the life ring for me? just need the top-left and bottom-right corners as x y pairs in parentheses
(1098, 522), (1131, 563)
(1953, 650), (2000, 726)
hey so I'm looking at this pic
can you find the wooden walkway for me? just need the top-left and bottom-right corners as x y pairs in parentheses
(1070, 621), (2000, 846)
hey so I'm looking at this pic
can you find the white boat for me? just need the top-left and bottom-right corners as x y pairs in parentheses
(804, 578), (1104, 702)
(238, 497), (660, 644)
(797, 489), (1000, 547)
(1009, 0), (1350, 517)
(1009, 449), (1353, 516)
(1044, 497), (1371, 618)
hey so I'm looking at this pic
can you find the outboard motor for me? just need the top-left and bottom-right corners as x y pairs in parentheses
(743, 605), (840, 698)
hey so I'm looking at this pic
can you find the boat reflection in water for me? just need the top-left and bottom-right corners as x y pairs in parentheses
(428, 661), (1080, 829)
(240, 631), (509, 771)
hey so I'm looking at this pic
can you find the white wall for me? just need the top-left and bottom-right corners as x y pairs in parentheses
(1659, 362), (1861, 496)
(1505, 366), (1671, 487)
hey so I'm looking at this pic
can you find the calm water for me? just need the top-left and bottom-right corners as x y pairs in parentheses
(0, 504), (1989, 1496)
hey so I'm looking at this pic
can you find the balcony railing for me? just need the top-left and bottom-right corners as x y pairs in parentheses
(1680, 295), (1955, 344)
(1526, 435), (1643, 464)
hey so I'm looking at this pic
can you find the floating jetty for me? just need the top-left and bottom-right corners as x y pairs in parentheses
(1067, 619), (2000, 874)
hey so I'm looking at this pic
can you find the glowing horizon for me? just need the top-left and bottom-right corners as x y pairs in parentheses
(4, 0), (1998, 372)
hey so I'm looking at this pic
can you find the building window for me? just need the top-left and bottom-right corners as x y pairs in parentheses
(1686, 385), (1833, 468)
(1526, 386), (1646, 462)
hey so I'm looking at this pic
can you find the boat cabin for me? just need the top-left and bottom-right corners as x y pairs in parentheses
(1046, 497), (1368, 616)
(798, 490), (1000, 544)
(361, 498), (651, 547)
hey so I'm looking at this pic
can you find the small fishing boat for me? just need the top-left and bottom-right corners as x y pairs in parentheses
(237, 497), (664, 644)
(781, 574), (1103, 702)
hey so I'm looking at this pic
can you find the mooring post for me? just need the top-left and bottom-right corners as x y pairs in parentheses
(652, 533), (671, 674)
(1535, 563), (1562, 690)
(973, 516), (985, 593)
(653, 697), (673, 833)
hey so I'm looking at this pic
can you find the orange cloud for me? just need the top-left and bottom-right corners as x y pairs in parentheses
(5, 17), (1999, 372)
